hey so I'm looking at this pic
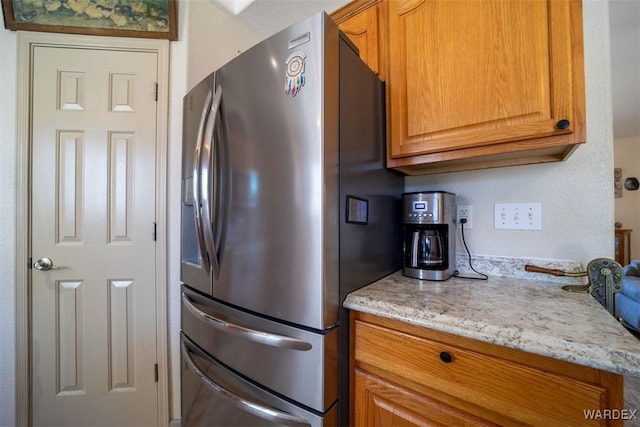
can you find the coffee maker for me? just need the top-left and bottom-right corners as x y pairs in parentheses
(402, 191), (456, 280)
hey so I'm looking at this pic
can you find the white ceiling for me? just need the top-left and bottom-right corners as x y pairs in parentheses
(229, 0), (350, 37)
(227, 0), (639, 140)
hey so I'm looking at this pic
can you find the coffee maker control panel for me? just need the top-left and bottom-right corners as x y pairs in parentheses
(404, 199), (439, 223)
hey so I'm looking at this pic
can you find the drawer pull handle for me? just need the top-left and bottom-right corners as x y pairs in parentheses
(181, 338), (311, 426)
(439, 351), (453, 363)
(181, 292), (312, 351)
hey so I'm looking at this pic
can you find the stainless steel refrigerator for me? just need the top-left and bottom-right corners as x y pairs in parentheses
(180, 11), (402, 426)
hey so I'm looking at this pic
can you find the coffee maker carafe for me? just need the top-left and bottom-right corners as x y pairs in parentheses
(410, 229), (444, 268)
(402, 192), (456, 280)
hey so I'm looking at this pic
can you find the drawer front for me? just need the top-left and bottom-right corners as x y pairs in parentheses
(353, 320), (609, 426)
(181, 333), (337, 427)
(182, 286), (338, 412)
(354, 368), (497, 427)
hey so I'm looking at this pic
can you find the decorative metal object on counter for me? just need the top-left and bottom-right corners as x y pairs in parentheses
(587, 258), (623, 316)
(524, 258), (622, 315)
(524, 264), (589, 292)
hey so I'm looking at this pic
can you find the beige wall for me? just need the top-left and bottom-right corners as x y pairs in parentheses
(185, 0), (261, 91)
(0, 14), (17, 427)
(614, 135), (640, 261)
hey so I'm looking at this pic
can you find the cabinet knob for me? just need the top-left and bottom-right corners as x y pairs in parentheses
(556, 119), (571, 130)
(439, 351), (453, 363)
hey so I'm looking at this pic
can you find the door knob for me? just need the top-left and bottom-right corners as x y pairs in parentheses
(33, 257), (62, 271)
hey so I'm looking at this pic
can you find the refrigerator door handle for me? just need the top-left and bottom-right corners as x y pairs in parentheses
(181, 292), (313, 351)
(192, 89), (213, 272)
(181, 339), (312, 427)
(200, 85), (223, 278)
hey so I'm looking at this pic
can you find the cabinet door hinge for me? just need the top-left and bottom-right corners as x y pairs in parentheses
(153, 222), (157, 241)
(154, 82), (158, 101)
(154, 363), (158, 382)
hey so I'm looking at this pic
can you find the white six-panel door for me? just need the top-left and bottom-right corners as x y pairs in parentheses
(30, 45), (160, 426)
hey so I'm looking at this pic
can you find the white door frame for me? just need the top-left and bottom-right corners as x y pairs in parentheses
(15, 31), (170, 426)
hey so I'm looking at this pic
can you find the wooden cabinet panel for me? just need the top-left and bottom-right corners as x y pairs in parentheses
(351, 311), (624, 426)
(615, 229), (632, 265)
(386, 0), (585, 171)
(333, 0), (385, 79)
(354, 368), (496, 426)
(334, 0), (586, 172)
(354, 319), (607, 425)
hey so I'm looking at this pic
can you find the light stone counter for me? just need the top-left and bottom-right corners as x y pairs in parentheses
(344, 270), (640, 378)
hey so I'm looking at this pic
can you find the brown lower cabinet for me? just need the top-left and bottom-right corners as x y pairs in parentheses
(350, 311), (624, 426)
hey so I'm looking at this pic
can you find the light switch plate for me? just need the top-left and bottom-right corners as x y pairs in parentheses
(494, 203), (542, 230)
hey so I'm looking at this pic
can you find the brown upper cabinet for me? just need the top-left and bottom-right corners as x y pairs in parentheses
(333, 0), (586, 175)
(332, 0), (385, 79)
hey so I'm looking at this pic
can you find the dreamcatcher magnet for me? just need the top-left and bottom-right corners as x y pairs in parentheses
(284, 52), (306, 96)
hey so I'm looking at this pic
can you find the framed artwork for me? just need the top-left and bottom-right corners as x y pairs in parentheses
(1, 0), (177, 40)
(615, 167), (622, 198)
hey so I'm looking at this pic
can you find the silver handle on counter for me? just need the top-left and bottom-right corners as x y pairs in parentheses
(181, 340), (311, 427)
(181, 292), (312, 351)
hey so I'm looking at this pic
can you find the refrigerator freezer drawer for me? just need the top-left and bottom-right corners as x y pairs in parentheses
(181, 286), (338, 413)
(181, 333), (337, 427)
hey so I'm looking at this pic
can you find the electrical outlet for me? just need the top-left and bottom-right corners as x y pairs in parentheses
(456, 205), (473, 229)
(494, 203), (542, 230)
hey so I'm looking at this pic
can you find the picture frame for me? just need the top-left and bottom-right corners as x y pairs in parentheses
(1, 0), (177, 40)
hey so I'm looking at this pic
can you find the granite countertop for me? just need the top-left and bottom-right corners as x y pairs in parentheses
(344, 270), (640, 378)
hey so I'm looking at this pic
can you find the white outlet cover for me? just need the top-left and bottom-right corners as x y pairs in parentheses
(456, 204), (472, 229)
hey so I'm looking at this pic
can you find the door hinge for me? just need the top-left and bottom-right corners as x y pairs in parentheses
(154, 82), (158, 101)
(154, 363), (158, 382)
(153, 222), (157, 241)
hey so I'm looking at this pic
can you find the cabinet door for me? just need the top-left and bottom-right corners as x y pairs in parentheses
(353, 368), (495, 426)
(387, 0), (585, 161)
(334, 0), (385, 78)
